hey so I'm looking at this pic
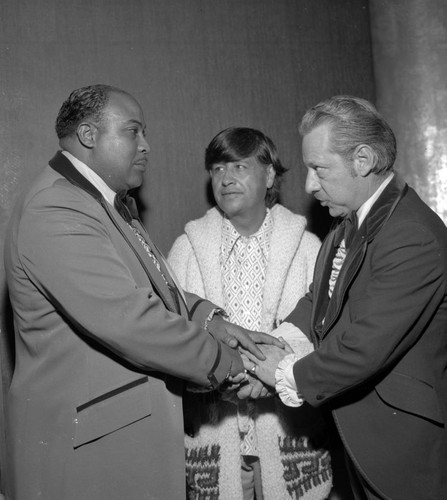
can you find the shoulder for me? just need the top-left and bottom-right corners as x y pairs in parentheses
(271, 204), (306, 229)
(22, 165), (97, 211)
(168, 207), (221, 262)
(396, 186), (447, 241)
(16, 167), (105, 236)
(168, 233), (192, 261)
(271, 204), (320, 246)
(183, 207), (223, 243)
(371, 186), (447, 254)
(184, 206), (222, 233)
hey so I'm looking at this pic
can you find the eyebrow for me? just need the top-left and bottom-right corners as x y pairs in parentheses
(124, 119), (145, 128)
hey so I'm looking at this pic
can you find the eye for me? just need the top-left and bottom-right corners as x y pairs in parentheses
(235, 163), (247, 170)
(211, 165), (224, 174)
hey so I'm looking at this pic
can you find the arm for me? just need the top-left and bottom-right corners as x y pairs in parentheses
(242, 219), (446, 407)
(169, 231), (284, 360)
(296, 219), (445, 406)
(18, 186), (242, 388)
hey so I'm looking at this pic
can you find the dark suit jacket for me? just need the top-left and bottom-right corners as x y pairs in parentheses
(286, 175), (447, 500)
(4, 152), (242, 500)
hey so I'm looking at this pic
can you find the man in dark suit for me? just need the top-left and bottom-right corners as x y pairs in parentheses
(3, 84), (279, 500)
(242, 95), (447, 500)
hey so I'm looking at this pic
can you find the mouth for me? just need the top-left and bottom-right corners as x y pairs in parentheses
(221, 191), (241, 196)
(134, 159), (148, 170)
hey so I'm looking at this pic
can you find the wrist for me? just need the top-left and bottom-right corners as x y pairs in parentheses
(204, 307), (228, 330)
(275, 353), (304, 408)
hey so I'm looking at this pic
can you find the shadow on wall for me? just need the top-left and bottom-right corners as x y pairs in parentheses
(0, 285), (15, 497)
(1, 289), (15, 385)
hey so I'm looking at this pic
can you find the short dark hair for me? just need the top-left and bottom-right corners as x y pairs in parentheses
(205, 127), (287, 207)
(55, 84), (128, 139)
(299, 95), (397, 174)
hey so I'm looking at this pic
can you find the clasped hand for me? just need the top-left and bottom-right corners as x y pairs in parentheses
(239, 340), (294, 388)
(221, 339), (294, 401)
(207, 315), (291, 399)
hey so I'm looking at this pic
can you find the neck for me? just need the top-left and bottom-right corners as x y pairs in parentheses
(365, 172), (391, 202)
(228, 208), (267, 237)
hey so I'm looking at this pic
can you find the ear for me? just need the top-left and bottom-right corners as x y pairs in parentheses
(76, 122), (97, 149)
(353, 144), (376, 176)
(266, 164), (276, 188)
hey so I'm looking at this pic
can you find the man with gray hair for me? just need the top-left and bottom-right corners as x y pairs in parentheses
(242, 95), (447, 500)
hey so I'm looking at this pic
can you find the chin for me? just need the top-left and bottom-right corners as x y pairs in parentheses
(129, 177), (144, 190)
(328, 207), (346, 218)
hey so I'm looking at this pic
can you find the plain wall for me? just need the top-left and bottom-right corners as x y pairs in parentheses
(0, 0), (374, 492)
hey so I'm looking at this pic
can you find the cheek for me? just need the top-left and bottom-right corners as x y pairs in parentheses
(211, 178), (221, 195)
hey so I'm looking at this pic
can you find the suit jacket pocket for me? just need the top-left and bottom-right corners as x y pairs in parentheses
(375, 371), (444, 424)
(73, 376), (151, 448)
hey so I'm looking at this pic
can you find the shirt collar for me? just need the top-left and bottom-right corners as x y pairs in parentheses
(356, 173), (394, 227)
(221, 209), (273, 262)
(61, 151), (117, 206)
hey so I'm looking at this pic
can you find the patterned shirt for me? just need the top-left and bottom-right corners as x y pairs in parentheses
(220, 209), (273, 456)
(221, 210), (273, 330)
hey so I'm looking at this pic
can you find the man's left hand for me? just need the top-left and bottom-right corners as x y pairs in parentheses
(207, 315), (284, 361)
(240, 341), (294, 387)
(235, 374), (274, 400)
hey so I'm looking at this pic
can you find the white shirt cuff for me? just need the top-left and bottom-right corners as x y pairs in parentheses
(275, 353), (304, 407)
(204, 307), (227, 330)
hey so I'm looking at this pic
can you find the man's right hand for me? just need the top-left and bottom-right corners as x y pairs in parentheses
(207, 315), (285, 361)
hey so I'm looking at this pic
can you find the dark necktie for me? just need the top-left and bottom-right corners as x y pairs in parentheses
(333, 210), (358, 250)
(114, 191), (139, 223)
(113, 192), (180, 311)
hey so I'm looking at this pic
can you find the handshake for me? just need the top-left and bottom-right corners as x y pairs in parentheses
(209, 317), (314, 402)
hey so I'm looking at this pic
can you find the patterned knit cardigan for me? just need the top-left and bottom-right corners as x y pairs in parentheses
(168, 205), (332, 500)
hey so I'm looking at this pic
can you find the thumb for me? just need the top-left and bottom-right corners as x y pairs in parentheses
(222, 336), (238, 348)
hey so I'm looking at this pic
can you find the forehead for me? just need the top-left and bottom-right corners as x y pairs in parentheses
(102, 91), (145, 126)
(214, 155), (263, 167)
(302, 124), (334, 163)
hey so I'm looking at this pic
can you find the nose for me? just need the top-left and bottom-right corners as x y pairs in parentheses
(305, 168), (320, 195)
(222, 166), (235, 185)
(138, 136), (150, 154)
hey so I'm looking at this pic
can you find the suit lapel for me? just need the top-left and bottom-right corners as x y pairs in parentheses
(48, 151), (181, 314)
(313, 175), (407, 340)
(311, 226), (341, 340)
(322, 236), (367, 335)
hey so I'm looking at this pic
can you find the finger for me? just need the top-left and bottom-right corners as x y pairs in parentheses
(232, 332), (266, 360)
(223, 382), (242, 391)
(221, 336), (238, 348)
(259, 387), (270, 398)
(251, 332), (285, 348)
(241, 349), (259, 366)
(282, 339), (295, 354)
(237, 384), (253, 400)
(230, 372), (248, 384)
(249, 379), (264, 398)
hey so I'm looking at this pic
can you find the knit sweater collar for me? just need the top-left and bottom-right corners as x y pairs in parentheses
(221, 209), (273, 264)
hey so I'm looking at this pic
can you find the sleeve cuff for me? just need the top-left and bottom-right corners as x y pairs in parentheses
(204, 307), (228, 330)
(275, 353), (304, 407)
